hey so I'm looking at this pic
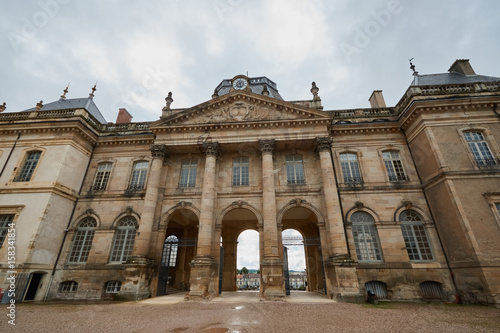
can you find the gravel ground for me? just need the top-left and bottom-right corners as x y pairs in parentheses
(2, 300), (499, 333)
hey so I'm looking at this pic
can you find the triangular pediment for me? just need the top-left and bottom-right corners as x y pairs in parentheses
(153, 91), (329, 127)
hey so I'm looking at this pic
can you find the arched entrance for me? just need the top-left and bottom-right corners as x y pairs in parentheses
(280, 205), (326, 295)
(157, 208), (199, 295)
(219, 207), (261, 292)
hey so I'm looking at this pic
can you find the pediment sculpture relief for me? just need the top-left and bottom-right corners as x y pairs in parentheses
(188, 102), (301, 124)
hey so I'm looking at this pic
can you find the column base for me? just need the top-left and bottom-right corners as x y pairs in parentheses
(186, 257), (218, 300)
(325, 255), (364, 303)
(260, 257), (286, 300)
(117, 257), (155, 301)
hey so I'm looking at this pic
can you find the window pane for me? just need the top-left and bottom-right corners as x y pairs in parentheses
(351, 212), (382, 262)
(465, 131), (496, 166)
(286, 154), (305, 185)
(180, 159), (197, 188)
(383, 151), (408, 181)
(399, 210), (433, 261)
(15, 151), (41, 182)
(340, 153), (362, 183)
(0, 215), (14, 248)
(110, 217), (137, 263)
(232, 157), (249, 186)
(92, 163), (112, 191)
(162, 235), (179, 267)
(68, 218), (96, 263)
(129, 161), (148, 190)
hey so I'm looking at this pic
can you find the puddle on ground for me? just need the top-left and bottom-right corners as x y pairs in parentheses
(232, 306), (243, 310)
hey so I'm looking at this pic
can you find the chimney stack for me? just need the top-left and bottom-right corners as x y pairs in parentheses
(369, 90), (386, 108)
(116, 108), (132, 124)
(448, 59), (476, 75)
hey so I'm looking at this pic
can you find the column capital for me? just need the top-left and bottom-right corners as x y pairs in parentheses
(258, 139), (275, 155)
(150, 144), (170, 160)
(201, 141), (220, 157)
(314, 137), (333, 153)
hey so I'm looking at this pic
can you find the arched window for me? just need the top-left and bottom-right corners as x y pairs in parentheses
(365, 281), (388, 299)
(105, 280), (122, 293)
(382, 150), (408, 182)
(340, 153), (362, 184)
(129, 161), (149, 190)
(351, 212), (382, 262)
(59, 281), (78, 293)
(463, 131), (497, 166)
(68, 217), (97, 263)
(285, 154), (305, 185)
(92, 162), (112, 191)
(399, 210), (434, 261)
(14, 150), (42, 182)
(0, 215), (14, 248)
(161, 235), (179, 267)
(109, 216), (137, 263)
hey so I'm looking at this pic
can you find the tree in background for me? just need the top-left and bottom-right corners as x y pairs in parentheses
(241, 267), (249, 274)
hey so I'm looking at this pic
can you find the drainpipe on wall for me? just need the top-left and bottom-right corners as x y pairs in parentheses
(0, 132), (21, 178)
(400, 127), (461, 303)
(43, 142), (96, 301)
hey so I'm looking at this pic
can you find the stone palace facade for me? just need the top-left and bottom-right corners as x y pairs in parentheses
(0, 59), (499, 305)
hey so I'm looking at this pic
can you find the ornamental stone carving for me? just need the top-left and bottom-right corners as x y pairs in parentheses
(259, 139), (275, 155)
(150, 144), (169, 160)
(201, 141), (220, 157)
(314, 137), (333, 153)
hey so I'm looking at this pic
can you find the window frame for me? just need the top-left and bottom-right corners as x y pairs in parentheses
(68, 217), (97, 263)
(285, 154), (306, 185)
(339, 152), (363, 184)
(462, 131), (498, 167)
(350, 211), (383, 262)
(161, 235), (179, 267)
(109, 216), (137, 263)
(399, 210), (434, 262)
(179, 159), (198, 188)
(128, 161), (149, 190)
(59, 281), (78, 293)
(232, 156), (250, 187)
(381, 150), (409, 182)
(13, 150), (43, 182)
(105, 280), (122, 293)
(91, 162), (113, 191)
(0, 214), (14, 248)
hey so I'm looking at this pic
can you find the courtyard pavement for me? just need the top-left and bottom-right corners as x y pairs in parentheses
(2, 291), (499, 332)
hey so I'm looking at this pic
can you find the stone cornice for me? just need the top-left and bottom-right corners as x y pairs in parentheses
(330, 124), (401, 135)
(0, 183), (77, 201)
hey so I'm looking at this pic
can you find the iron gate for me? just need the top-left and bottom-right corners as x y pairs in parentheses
(282, 236), (326, 295)
(157, 237), (196, 296)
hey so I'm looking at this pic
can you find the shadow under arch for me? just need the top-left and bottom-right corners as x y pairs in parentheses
(277, 199), (325, 228)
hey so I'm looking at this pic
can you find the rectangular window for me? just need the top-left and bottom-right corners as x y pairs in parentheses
(129, 161), (149, 190)
(14, 151), (41, 182)
(92, 162), (112, 191)
(286, 154), (305, 185)
(352, 224), (382, 261)
(232, 157), (249, 186)
(179, 159), (197, 188)
(464, 132), (497, 166)
(0, 215), (14, 248)
(382, 151), (408, 182)
(340, 153), (362, 183)
(401, 224), (434, 261)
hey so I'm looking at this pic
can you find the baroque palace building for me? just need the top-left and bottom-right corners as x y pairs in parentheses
(0, 59), (499, 305)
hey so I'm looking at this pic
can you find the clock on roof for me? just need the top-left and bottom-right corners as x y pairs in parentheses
(233, 78), (248, 90)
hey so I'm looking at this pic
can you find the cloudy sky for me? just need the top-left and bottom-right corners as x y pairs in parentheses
(2, 0), (500, 123)
(2, 1), (499, 272)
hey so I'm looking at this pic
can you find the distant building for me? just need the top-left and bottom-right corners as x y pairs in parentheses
(0, 60), (499, 305)
(236, 274), (260, 289)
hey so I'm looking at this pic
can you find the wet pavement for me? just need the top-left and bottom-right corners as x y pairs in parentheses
(3, 292), (500, 332)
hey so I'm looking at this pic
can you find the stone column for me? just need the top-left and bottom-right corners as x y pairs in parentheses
(132, 144), (169, 260)
(258, 139), (285, 299)
(188, 141), (220, 299)
(314, 137), (348, 258)
(315, 137), (362, 302)
(120, 144), (168, 301)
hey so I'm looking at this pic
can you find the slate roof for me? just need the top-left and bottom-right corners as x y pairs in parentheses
(215, 76), (283, 100)
(23, 97), (107, 124)
(411, 72), (500, 86)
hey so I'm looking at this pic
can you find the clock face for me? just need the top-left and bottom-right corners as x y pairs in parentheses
(233, 78), (248, 90)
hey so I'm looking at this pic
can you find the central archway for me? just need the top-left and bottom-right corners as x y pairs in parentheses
(219, 206), (261, 292)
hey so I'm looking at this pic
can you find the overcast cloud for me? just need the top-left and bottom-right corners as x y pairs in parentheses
(2, 0), (499, 272)
(2, 0), (499, 122)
